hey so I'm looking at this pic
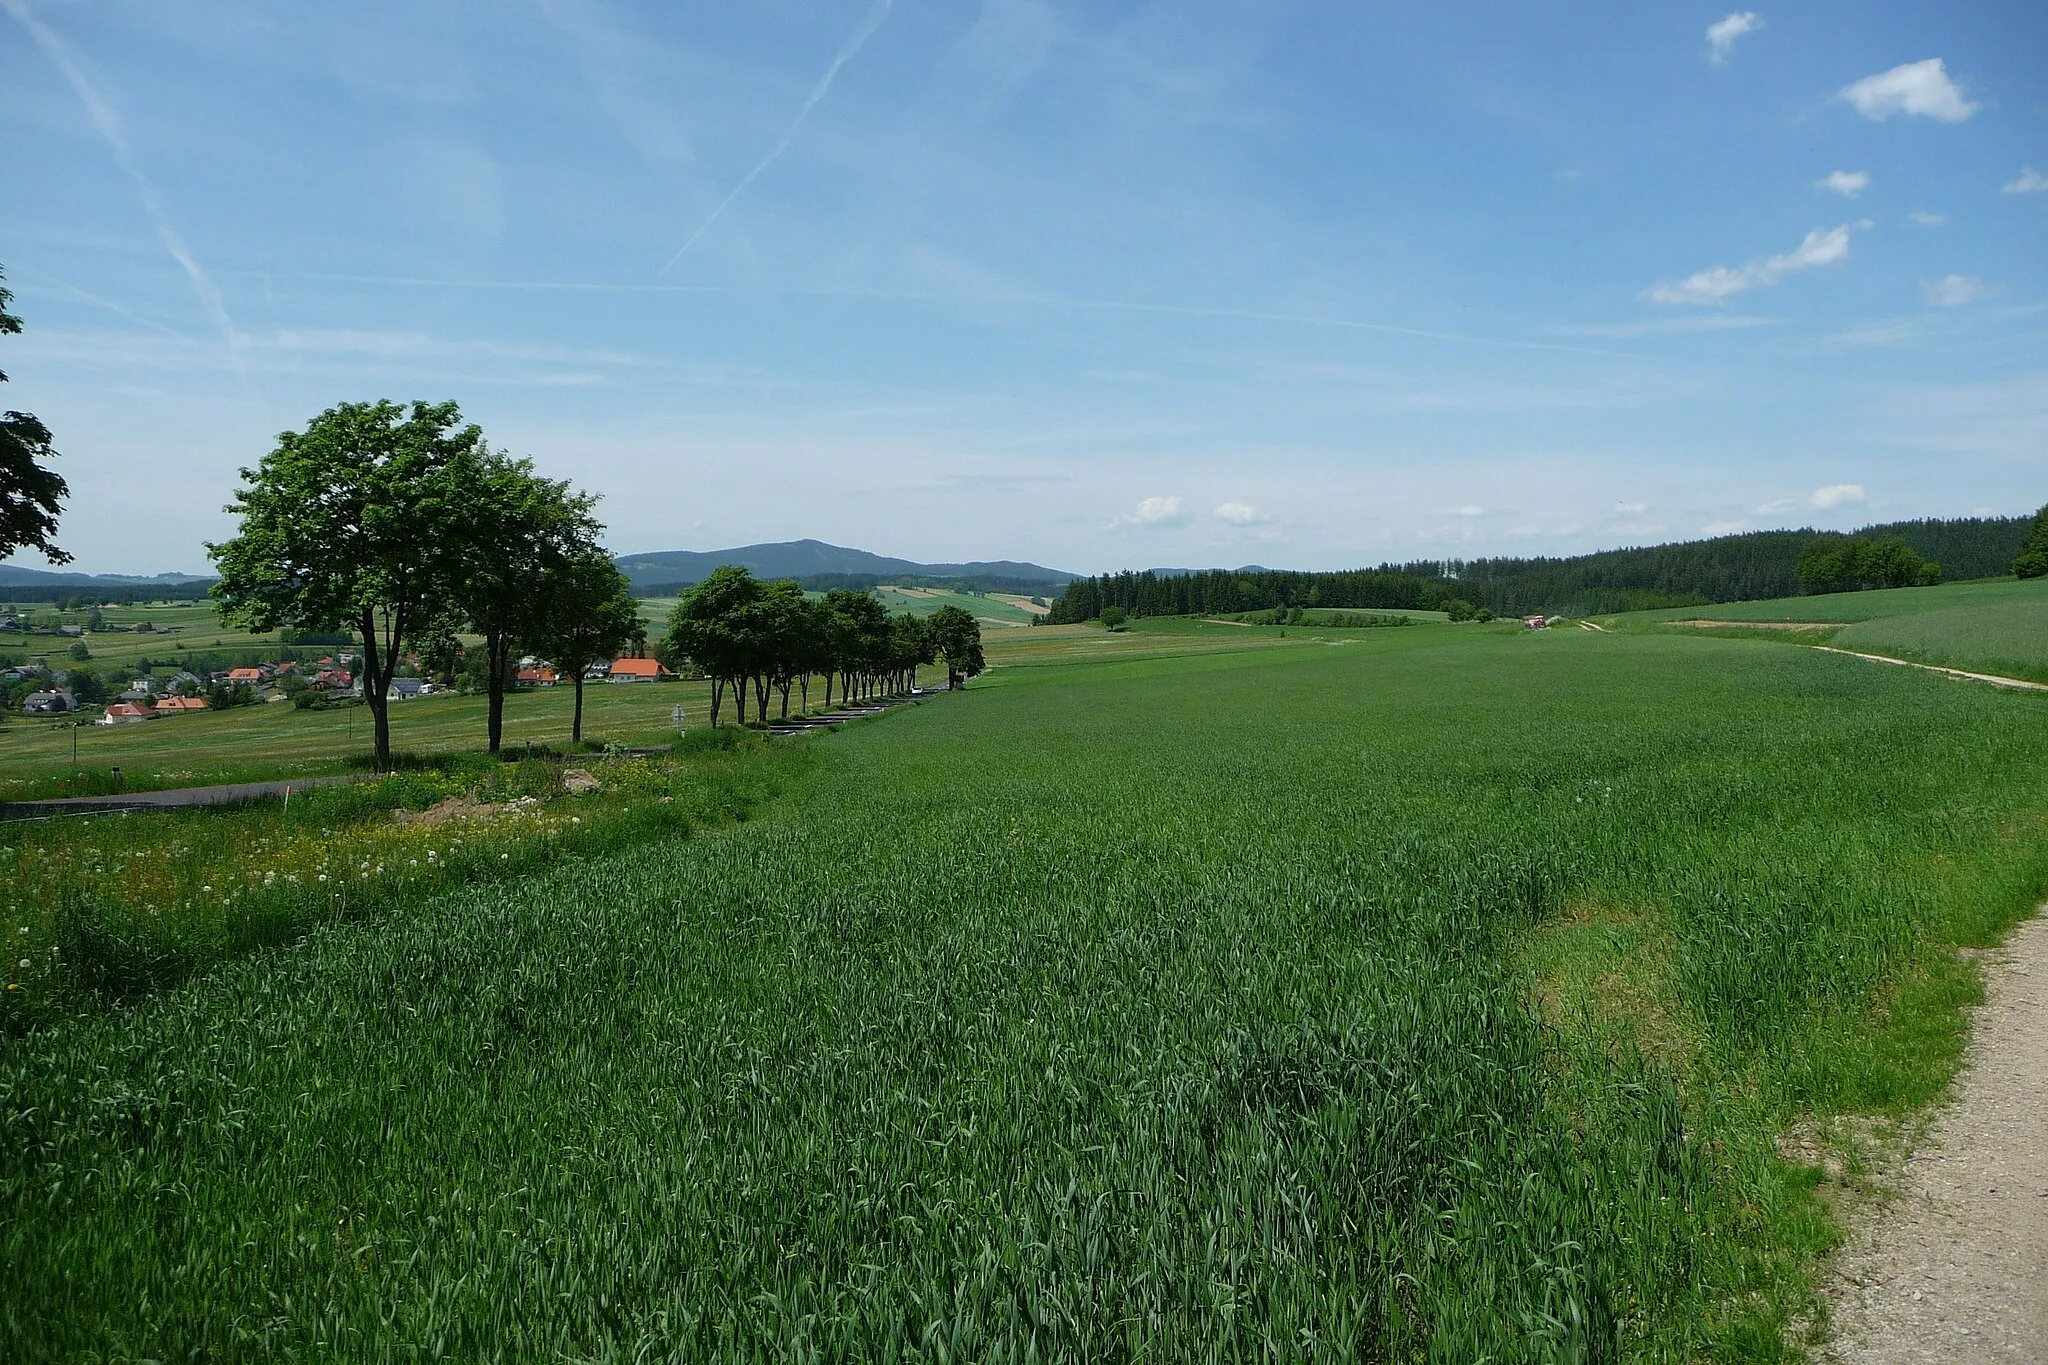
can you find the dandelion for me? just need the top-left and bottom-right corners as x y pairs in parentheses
(18, 959), (29, 970)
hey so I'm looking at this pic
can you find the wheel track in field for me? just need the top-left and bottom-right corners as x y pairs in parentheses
(1822, 908), (2048, 1362)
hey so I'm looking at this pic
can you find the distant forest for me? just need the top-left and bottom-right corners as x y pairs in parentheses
(1044, 515), (2032, 622)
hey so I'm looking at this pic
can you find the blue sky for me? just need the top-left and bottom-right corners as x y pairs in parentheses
(2, 0), (2043, 575)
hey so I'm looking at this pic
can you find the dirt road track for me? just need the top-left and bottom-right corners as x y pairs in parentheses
(1823, 908), (2048, 1362)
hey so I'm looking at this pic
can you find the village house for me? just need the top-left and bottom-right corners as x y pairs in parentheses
(391, 678), (427, 700)
(516, 666), (558, 687)
(21, 690), (71, 714)
(99, 702), (156, 725)
(607, 657), (667, 683)
(154, 695), (210, 714)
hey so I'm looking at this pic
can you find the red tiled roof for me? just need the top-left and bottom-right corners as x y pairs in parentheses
(609, 657), (664, 678)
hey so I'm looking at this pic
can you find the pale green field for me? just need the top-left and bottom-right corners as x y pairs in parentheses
(1604, 577), (2048, 683)
(870, 585), (1042, 628)
(1620, 576), (2046, 625)
(0, 680), (713, 800)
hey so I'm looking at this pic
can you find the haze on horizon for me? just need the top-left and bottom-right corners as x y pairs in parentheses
(1, 0), (2043, 578)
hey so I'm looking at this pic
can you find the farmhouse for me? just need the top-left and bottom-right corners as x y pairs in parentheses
(21, 690), (71, 714)
(99, 702), (156, 725)
(608, 657), (667, 682)
(391, 678), (427, 700)
(226, 666), (269, 685)
(154, 696), (210, 714)
(516, 666), (558, 687)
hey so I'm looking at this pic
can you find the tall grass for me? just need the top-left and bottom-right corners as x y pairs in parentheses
(3, 628), (2045, 1359)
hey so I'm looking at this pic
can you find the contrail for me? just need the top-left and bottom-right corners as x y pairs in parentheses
(4, 0), (252, 389)
(245, 271), (1665, 363)
(656, 0), (893, 278)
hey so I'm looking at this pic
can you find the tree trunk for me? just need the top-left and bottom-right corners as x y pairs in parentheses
(824, 671), (835, 707)
(778, 679), (792, 718)
(710, 677), (724, 727)
(798, 674), (809, 711)
(571, 672), (585, 744)
(754, 674), (769, 719)
(359, 609), (395, 769)
(485, 629), (511, 755)
(732, 675), (748, 725)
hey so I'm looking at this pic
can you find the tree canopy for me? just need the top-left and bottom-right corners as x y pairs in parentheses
(527, 550), (641, 744)
(209, 400), (486, 766)
(2015, 504), (2048, 581)
(0, 265), (70, 565)
(665, 568), (951, 726)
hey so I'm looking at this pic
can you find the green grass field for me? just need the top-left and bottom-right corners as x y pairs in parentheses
(1609, 576), (2048, 684)
(0, 681), (711, 800)
(6, 620), (2047, 1358)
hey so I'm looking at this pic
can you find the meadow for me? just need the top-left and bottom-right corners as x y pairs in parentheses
(5, 620), (2047, 1359)
(0, 679), (711, 801)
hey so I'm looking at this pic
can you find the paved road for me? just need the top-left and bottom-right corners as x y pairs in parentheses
(0, 774), (361, 820)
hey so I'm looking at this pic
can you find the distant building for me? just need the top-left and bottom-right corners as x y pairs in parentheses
(516, 667), (558, 687)
(21, 691), (71, 714)
(607, 657), (667, 682)
(100, 702), (156, 724)
(226, 667), (268, 685)
(391, 678), (426, 700)
(584, 660), (611, 679)
(154, 696), (210, 714)
(1522, 615), (1548, 629)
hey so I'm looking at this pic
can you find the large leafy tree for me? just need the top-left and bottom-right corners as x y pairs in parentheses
(209, 400), (483, 767)
(0, 266), (70, 564)
(451, 452), (601, 754)
(927, 604), (985, 687)
(2015, 503), (2048, 580)
(529, 550), (640, 744)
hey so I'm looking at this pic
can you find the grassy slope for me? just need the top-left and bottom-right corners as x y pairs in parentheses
(1611, 577), (2048, 684)
(6, 623), (2047, 1358)
(0, 681), (711, 800)
(871, 585), (1040, 627)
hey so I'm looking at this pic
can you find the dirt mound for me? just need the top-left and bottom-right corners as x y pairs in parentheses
(393, 795), (508, 827)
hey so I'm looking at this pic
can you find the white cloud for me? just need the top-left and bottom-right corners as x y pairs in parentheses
(1706, 12), (1762, 65)
(1815, 170), (1870, 198)
(1754, 497), (1801, 515)
(1908, 210), (1946, 226)
(1641, 225), (1852, 305)
(2004, 167), (2048, 195)
(1702, 520), (1749, 535)
(1837, 59), (1978, 123)
(1440, 504), (1485, 517)
(1114, 495), (1189, 529)
(1614, 501), (1649, 514)
(1924, 275), (1991, 306)
(1810, 483), (1865, 509)
(1213, 501), (1264, 525)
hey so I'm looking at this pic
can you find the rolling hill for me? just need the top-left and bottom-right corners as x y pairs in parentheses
(612, 540), (1076, 593)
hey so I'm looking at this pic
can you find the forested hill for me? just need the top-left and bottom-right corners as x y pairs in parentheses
(615, 540), (1074, 594)
(1044, 515), (2032, 622)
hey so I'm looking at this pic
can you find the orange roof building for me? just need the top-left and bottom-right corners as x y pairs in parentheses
(607, 657), (667, 682)
(155, 696), (210, 713)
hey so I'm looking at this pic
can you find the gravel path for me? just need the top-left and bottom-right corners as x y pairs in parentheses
(0, 774), (360, 820)
(1823, 908), (2048, 1363)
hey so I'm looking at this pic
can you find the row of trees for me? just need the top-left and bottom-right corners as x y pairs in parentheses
(209, 400), (641, 763)
(664, 566), (983, 726)
(1793, 534), (1941, 594)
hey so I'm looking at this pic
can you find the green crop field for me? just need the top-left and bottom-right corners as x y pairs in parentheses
(870, 584), (1043, 628)
(1623, 575), (2047, 625)
(1608, 577), (2048, 684)
(1834, 598), (2048, 683)
(5, 622), (2047, 1359)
